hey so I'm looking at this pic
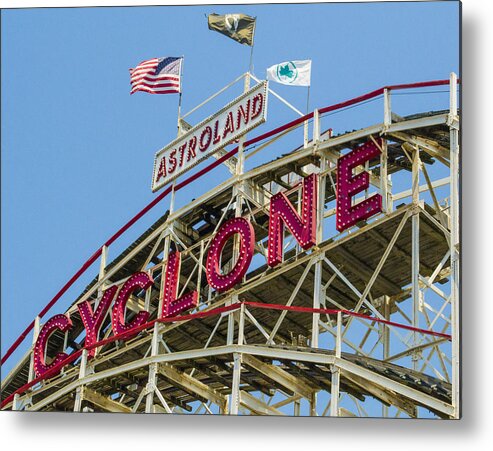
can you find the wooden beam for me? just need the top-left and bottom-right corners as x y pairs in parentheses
(213, 148), (238, 174)
(241, 354), (314, 400)
(82, 387), (132, 413)
(280, 361), (325, 392)
(340, 370), (417, 418)
(155, 385), (193, 412)
(366, 228), (434, 274)
(337, 246), (401, 294)
(152, 404), (168, 414)
(239, 390), (284, 415)
(338, 407), (357, 417)
(271, 394), (302, 409)
(207, 356), (273, 397)
(390, 132), (449, 167)
(334, 357), (453, 418)
(126, 294), (146, 314)
(158, 363), (227, 411)
(305, 363), (366, 402)
(191, 361), (232, 389)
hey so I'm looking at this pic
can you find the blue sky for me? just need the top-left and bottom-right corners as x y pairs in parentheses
(1, 1), (459, 381)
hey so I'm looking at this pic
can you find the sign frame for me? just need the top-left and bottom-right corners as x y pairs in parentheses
(151, 80), (269, 192)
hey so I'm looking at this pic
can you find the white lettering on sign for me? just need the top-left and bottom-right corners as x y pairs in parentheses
(152, 81), (268, 192)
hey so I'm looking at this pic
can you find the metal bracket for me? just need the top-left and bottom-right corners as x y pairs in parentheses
(446, 113), (460, 130)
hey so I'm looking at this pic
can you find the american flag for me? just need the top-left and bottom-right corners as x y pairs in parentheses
(129, 56), (182, 95)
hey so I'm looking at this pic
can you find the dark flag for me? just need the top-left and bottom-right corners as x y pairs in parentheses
(207, 13), (256, 46)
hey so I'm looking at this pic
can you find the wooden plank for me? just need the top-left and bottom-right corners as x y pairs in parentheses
(158, 363), (227, 411)
(241, 354), (314, 400)
(340, 369), (417, 418)
(239, 390), (284, 416)
(152, 404), (168, 413)
(334, 357), (453, 418)
(338, 407), (357, 417)
(82, 387), (132, 413)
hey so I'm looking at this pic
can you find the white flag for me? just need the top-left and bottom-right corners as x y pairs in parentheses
(266, 60), (311, 86)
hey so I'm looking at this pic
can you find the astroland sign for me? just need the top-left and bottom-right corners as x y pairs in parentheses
(152, 81), (268, 192)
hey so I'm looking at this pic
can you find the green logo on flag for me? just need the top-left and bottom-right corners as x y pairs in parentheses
(276, 62), (298, 84)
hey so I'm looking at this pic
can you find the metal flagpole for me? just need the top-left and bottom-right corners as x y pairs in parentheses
(304, 85), (311, 147)
(249, 43), (255, 74)
(177, 56), (184, 136)
(306, 60), (312, 113)
(248, 18), (256, 75)
(306, 85), (311, 113)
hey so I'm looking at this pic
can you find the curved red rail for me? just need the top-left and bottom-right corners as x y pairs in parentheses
(1, 300), (451, 409)
(1, 77), (459, 366)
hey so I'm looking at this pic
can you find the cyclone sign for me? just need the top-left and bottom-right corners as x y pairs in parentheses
(30, 139), (383, 380)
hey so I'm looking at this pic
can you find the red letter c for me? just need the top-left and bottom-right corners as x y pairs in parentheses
(33, 314), (73, 378)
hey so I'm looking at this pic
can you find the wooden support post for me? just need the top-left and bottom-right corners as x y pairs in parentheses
(73, 349), (88, 412)
(330, 311), (342, 417)
(145, 322), (161, 413)
(238, 303), (245, 345)
(227, 74), (251, 346)
(312, 259), (322, 348)
(230, 353), (242, 415)
(28, 316), (41, 383)
(382, 295), (390, 417)
(294, 399), (301, 416)
(412, 146), (421, 370)
(383, 88), (392, 128)
(12, 394), (21, 411)
(147, 224), (173, 412)
(330, 366), (340, 417)
(97, 245), (108, 303)
(449, 72), (460, 419)
(312, 156), (326, 348)
(313, 108), (320, 143)
(310, 392), (317, 416)
(380, 138), (391, 213)
(158, 232), (172, 315)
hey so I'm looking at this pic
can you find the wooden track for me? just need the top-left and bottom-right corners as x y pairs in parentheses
(1, 108), (457, 418)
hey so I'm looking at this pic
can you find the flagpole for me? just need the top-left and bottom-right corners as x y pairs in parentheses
(249, 43), (254, 75)
(306, 85), (311, 114)
(177, 55), (184, 136)
(248, 17), (256, 75)
(304, 84), (311, 148)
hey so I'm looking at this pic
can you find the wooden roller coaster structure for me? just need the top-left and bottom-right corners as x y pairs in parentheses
(1, 73), (460, 418)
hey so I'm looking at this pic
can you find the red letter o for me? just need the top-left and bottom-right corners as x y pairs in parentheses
(206, 217), (255, 292)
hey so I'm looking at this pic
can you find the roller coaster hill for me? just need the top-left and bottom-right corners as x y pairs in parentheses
(1, 72), (460, 418)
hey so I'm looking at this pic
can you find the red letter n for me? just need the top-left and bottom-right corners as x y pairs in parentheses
(267, 173), (318, 268)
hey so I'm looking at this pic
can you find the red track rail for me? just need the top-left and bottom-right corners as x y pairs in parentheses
(1, 78), (459, 366)
(1, 301), (451, 409)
